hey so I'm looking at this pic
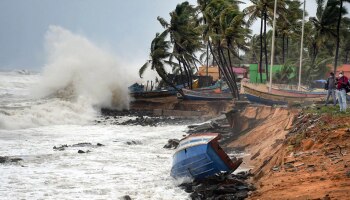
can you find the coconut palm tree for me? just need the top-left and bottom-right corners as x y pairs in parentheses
(333, 0), (350, 73)
(244, 0), (287, 82)
(139, 32), (183, 95)
(203, 0), (244, 98)
(158, 2), (203, 89)
(276, 0), (304, 64)
(308, 0), (338, 65)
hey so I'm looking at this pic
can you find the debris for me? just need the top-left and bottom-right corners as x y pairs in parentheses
(163, 139), (180, 149)
(78, 150), (85, 153)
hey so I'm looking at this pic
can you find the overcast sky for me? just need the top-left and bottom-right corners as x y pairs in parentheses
(0, 0), (339, 70)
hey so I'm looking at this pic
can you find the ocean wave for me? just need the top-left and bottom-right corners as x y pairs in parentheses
(0, 98), (97, 130)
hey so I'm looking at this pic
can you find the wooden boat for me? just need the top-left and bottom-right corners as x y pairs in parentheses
(243, 84), (325, 105)
(130, 90), (176, 98)
(271, 88), (326, 98)
(179, 88), (233, 100)
(171, 133), (242, 180)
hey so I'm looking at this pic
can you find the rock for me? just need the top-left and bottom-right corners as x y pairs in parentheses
(126, 140), (141, 145)
(163, 139), (180, 149)
(122, 195), (132, 200)
(0, 156), (22, 164)
(10, 158), (23, 162)
(346, 171), (350, 178)
(0, 156), (7, 163)
(323, 194), (331, 200)
(72, 143), (92, 147)
(235, 191), (249, 199)
(53, 144), (68, 151)
(54, 143), (104, 151)
(272, 165), (280, 171)
(78, 150), (85, 154)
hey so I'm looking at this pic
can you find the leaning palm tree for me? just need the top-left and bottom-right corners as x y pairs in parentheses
(139, 32), (183, 95)
(203, 0), (245, 98)
(158, 2), (203, 89)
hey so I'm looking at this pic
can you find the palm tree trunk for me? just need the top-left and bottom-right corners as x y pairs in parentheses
(282, 34), (285, 64)
(217, 46), (236, 97)
(226, 47), (240, 99)
(155, 68), (184, 96)
(178, 60), (185, 87)
(286, 37), (289, 60)
(179, 58), (190, 88)
(264, 10), (269, 81)
(334, 0), (343, 74)
(182, 58), (193, 89)
(346, 51), (349, 64)
(208, 40), (236, 98)
(206, 43), (209, 77)
(259, 14), (264, 83)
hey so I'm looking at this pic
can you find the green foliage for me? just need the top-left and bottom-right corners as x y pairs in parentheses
(141, 0), (350, 90)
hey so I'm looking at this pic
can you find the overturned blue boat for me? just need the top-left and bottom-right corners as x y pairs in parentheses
(170, 133), (242, 180)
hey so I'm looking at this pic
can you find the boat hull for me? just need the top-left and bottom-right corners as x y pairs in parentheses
(180, 89), (233, 101)
(171, 133), (242, 180)
(271, 88), (326, 98)
(131, 90), (176, 98)
(243, 85), (325, 105)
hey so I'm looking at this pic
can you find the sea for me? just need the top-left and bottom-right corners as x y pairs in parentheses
(0, 26), (191, 200)
(0, 70), (192, 200)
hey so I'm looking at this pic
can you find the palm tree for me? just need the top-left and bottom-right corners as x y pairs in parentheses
(203, 0), (245, 98)
(158, 2), (203, 89)
(333, 0), (350, 73)
(276, 0), (304, 64)
(139, 32), (183, 95)
(244, 0), (287, 82)
(308, 0), (338, 65)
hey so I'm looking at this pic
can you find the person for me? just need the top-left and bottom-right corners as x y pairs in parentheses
(336, 71), (348, 112)
(325, 72), (337, 106)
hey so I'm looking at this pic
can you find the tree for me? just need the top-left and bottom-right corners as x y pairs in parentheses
(158, 2), (203, 89)
(333, 0), (350, 73)
(203, 0), (245, 98)
(308, 0), (338, 65)
(139, 32), (184, 95)
(244, 0), (287, 82)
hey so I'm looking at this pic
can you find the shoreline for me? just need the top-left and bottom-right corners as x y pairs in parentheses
(112, 97), (350, 199)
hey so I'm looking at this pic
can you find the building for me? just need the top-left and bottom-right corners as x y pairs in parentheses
(198, 66), (247, 81)
(331, 64), (350, 77)
(249, 64), (297, 83)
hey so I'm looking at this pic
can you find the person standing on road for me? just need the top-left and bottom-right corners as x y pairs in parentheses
(325, 72), (337, 106)
(336, 71), (348, 112)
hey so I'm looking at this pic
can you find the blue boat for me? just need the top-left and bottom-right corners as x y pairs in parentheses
(170, 133), (242, 180)
(179, 88), (233, 101)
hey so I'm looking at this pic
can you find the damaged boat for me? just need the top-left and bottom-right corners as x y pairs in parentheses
(170, 133), (242, 180)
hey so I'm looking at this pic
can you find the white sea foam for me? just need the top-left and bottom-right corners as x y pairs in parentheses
(0, 26), (136, 130)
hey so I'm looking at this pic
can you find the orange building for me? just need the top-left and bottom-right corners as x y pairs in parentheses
(335, 64), (350, 77)
(198, 66), (247, 81)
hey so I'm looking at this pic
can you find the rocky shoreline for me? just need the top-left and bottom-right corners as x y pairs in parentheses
(101, 103), (350, 199)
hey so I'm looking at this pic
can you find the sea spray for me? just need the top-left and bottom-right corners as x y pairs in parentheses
(36, 25), (133, 109)
(0, 26), (136, 129)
